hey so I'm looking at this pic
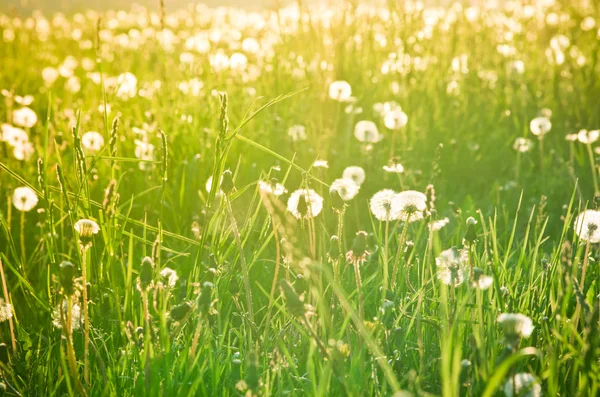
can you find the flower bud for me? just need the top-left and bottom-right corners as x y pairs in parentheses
(221, 169), (235, 194)
(59, 261), (75, 295)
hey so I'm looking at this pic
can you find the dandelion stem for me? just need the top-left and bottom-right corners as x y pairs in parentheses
(263, 216), (281, 343)
(0, 259), (16, 352)
(580, 239), (591, 288)
(81, 247), (90, 388)
(382, 220), (390, 301)
(20, 211), (26, 273)
(353, 260), (364, 321)
(391, 215), (411, 291)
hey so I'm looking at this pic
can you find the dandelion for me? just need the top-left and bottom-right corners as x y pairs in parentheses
(383, 108), (408, 130)
(574, 210), (600, 243)
(288, 125), (307, 142)
(347, 231), (368, 319)
(436, 247), (469, 286)
(529, 117), (551, 138)
(52, 299), (82, 331)
(329, 178), (359, 201)
(12, 107), (38, 128)
(12, 187), (38, 212)
(312, 159), (329, 168)
(74, 219), (100, 248)
(328, 80), (352, 102)
(258, 180), (287, 196)
(354, 120), (382, 143)
(391, 190), (427, 222)
(205, 176), (223, 196)
(160, 267), (179, 288)
(116, 72), (138, 99)
(342, 166), (366, 186)
(383, 162), (404, 173)
(471, 267), (493, 290)
(0, 299), (13, 323)
(513, 137), (533, 152)
(577, 129), (599, 144)
(370, 189), (398, 221)
(497, 313), (534, 340)
(429, 217), (450, 232)
(287, 189), (323, 219)
(81, 131), (105, 152)
(135, 139), (155, 170)
(503, 373), (541, 397)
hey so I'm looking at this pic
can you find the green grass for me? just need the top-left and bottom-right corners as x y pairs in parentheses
(0, 1), (599, 396)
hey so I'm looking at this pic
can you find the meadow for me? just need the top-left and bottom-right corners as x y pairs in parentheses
(0, 0), (599, 395)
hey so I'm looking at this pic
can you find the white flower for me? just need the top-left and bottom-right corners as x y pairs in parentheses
(574, 210), (600, 243)
(342, 166), (366, 186)
(577, 129), (600, 144)
(116, 72), (138, 99)
(391, 190), (427, 222)
(471, 268), (493, 290)
(436, 247), (469, 286)
(74, 219), (100, 241)
(312, 159), (329, 169)
(529, 117), (551, 137)
(15, 95), (34, 106)
(81, 131), (105, 152)
(503, 373), (541, 397)
(513, 137), (533, 152)
(12, 187), (38, 212)
(160, 267), (179, 288)
(429, 217), (449, 231)
(288, 125), (307, 142)
(205, 176), (223, 196)
(383, 162), (404, 173)
(328, 80), (352, 102)
(370, 189), (398, 221)
(0, 298), (13, 322)
(497, 313), (534, 338)
(354, 120), (382, 143)
(383, 109), (408, 130)
(258, 180), (287, 196)
(329, 178), (360, 201)
(52, 299), (82, 331)
(42, 67), (60, 86)
(12, 107), (37, 128)
(135, 139), (155, 170)
(287, 189), (323, 219)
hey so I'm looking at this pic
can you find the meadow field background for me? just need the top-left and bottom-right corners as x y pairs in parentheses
(0, 0), (599, 395)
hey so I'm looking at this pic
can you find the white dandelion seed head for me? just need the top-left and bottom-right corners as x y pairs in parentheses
(354, 120), (382, 143)
(52, 299), (82, 332)
(574, 210), (600, 243)
(74, 219), (100, 239)
(383, 109), (408, 130)
(513, 137), (533, 152)
(160, 267), (179, 288)
(116, 72), (138, 100)
(370, 189), (398, 221)
(429, 217), (450, 232)
(383, 162), (404, 173)
(12, 107), (38, 128)
(529, 116), (551, 137)
(0, 298), (13, 322)
(503, 373), (541, 397)
(577, 129), (600, 145)
(258, 180), (287, 196)
(391, 190), (427, 222)
(497, 313), (535, 338)
(205, 175), (223, 196)
(287, 189), (323, 219)
(288, 125), (307, 142)
(472, 274), (493, 290)
(342, 166), (366, 186)
(312, 159), (329, 169)
(436, 247), (469, 286)
(328, 80), (352, 102)
(565, 133), (578, 142)
(81, 131), (105, 152)
(329, 178), (360, 201)
(12, 186), (38, 212)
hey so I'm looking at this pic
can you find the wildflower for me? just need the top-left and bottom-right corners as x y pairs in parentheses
(134, 139), (155, 170)
(370, 190), (398, 221)
(288, 125), (307, 142)
(258, 180), (286, 196)
(471, 267), (493, 290)
(565, 134), (578, 141)
(577, 129), (600, 144)
(383, 108), (408, 130)
(436, 247), (469, 286)
(12, 187), (38, 212)
(342, 166), (366, 186)
(529, 117), (551, 138)
(205, 176), (223, 196)
(463, 216), (478, 244)
(383, 162), (404, 173)
(59, 261), (75, 295)
(346, 231), (369, 266)
(497, 313), (534, 339)
(513, 137), (533, 152)
(42, 67), (60, 86)
(52, 299), (82, 331)
(328, 80), (352, 102)
(15, 95), (33, 106)
(139, 256), (155, 291)
(354, 120), (382, 143)
(116, 72), (138, 99)
(327, 235), (341, 262)
(81, 131), (105, 152)
(312, 159), (329, 168)
(503, 373), (541, 397)
(74, 219), (100, 248)
(391, 190), (427, 222)
(160, 267), (178, 288)
(574, 210), (600, 243)
(287, 189), (323, 219)
(169, 301), (192, 321)
(429, 217), (449, 231)
(279, 280), (306, 318)
(329, 178), (359, 201)
(12, 107), (37, 128)
(0, 299), (13, 323)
